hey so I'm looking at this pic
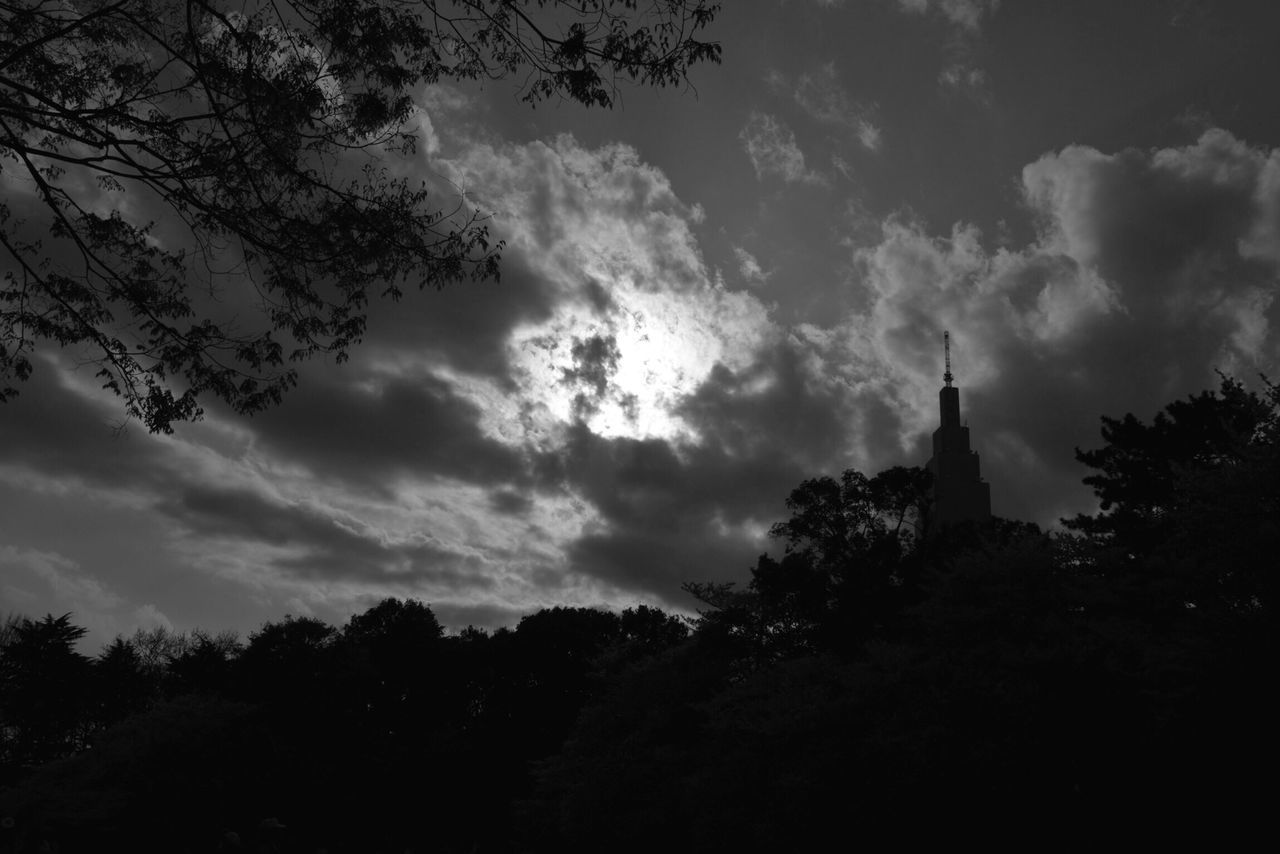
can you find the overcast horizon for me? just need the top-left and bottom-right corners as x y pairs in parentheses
(4, 0), (1280, 650)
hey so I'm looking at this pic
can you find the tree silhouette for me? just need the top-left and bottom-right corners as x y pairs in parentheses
(92, 636), (152, 730)
(337, 597), (442, 717)
(617, 603), (690, 652)
(0, 613), (92, 767)
(1066, 373), (1279, 614)
(342, 595), (443, 652)
(0, 0), (722, 431)
(687, 465), (933, 661)
(165, 628), (242, 696)
(236, 614), (337, 706)
(1065, 375), (1275, 543)
(489, 607), (626, 757)
(126, 624), (191, 676)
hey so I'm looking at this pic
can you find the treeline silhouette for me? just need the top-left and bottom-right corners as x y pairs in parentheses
(1, 374), (1276, 852)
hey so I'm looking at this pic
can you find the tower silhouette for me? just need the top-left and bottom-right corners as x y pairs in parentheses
(925, 332), (991, 529)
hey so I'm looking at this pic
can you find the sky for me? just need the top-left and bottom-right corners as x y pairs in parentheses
(4, 0), (1280, 648)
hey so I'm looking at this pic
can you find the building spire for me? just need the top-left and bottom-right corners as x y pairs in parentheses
(925, 328), (991, 530)
(943, 330), (953, 387)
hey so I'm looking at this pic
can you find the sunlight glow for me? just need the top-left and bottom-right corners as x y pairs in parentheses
(504, 280), (757, 444)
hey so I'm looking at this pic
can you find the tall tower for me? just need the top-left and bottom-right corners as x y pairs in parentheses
(925, 332), (991, 529)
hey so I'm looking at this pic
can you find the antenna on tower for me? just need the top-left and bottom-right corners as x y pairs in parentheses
(943, 330), (954, 387)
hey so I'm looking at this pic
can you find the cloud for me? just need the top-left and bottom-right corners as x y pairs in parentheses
(437, 133), (773, 446)
(787, 64), (883, 152)
(0, 360), (173, 494)
(844, 128), (1280, 524)
(4, 127), (784, 626)
(0, 545), (121, 611)
(938, 63), (990, 102)
(421, 132), (793, 603)
(160, 483), (497, 590)
(740, 112), (826, 185)
(0, 543), (176, 649)
(9, 57), (1276, 642)
(130, 603), (174, 632)
(894, 2), (996, 102)
(552, 326), (903, 599)
(733, 246), (771, 286)
(0, 85), (795, 632)
(0, 357), (564, 634)
(242, 369), (529, 494)
(832, 153), (854, 181)
(895, 0), (1000, 32)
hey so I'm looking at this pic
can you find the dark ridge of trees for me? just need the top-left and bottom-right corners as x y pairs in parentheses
(1, 375), (1277, 851)
(0, 600), (690, 852)
(531, 373), (1278, 849)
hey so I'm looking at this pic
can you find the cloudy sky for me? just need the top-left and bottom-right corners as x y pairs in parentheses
(4, 0), (1280, 647)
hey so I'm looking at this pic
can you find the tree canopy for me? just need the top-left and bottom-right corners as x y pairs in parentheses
(1065, 373), (1279, 614)
(3, 370), (1279, 848)
(1065, 374), (1278, 545)
(0, 0), (721, 431)
(684, 465), (936, 662)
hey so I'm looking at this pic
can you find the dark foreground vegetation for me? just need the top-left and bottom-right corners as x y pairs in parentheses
(2, 375), (1277, 852)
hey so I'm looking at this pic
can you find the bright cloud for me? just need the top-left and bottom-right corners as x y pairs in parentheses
(439, 134), (774, 445)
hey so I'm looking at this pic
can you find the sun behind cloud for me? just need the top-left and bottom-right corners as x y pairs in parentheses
(439, 133), (774, 446)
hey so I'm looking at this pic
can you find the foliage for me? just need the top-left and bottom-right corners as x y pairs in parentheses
(1066, 373), (1279, 614)
(0, 598), (690, 850)
(343, 594), (443, 647)
(92, 637), (151, 728)
(0, 694), (261, 851)
(536, 513), (1274, 849)
(685, 465), (933, 662)
(1065, 374), (1276, 543)
(164, 628), (242, 695)
(0, 0), (721, 431)
(0, 614), (92, 767)
(236, 614), (337, 703)
(767, 465), (932, 565)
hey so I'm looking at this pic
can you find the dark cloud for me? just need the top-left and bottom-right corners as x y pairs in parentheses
(548, 336), (892, 599)
(488, 488), (533, 516)
(360, 251), (559, 382)
(0, 361), (171, 491)
(546, 422), (771, 594)
(569, 527), (758, 608)
(161, 484), (494, 592)
(245, 369), (529, 493)
(1, 365), (513, 601)
(678, 338), (866, 475)
(560, 333), (624, 420)
(277, 543), (495, 592)
(581, 277), (616, 315)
